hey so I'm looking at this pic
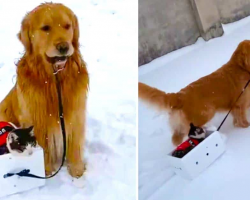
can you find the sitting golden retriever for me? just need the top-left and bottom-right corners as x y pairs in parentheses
(0, 3), (89, 178)
(139, 40), (250, 146)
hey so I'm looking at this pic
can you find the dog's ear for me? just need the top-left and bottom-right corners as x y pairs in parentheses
(242, 41), (250, 69)
(72, 14), (80, 50)
(18, 16), (32, 53)
(232, 40), (250, 71)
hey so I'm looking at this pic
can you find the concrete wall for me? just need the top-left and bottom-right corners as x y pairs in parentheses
(217, 0), (250, 23)
(139, 0), (200, 65)
(139, 0), (250, 66)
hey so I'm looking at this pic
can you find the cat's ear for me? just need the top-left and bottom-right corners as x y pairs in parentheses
(27, 126), (34, 135)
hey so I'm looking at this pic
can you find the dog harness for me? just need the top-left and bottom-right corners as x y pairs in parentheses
(175, 138), (200, 151)
(0, 122), (14, 146)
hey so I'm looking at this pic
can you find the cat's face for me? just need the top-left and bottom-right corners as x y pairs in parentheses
(188, 123), (206, 139)
(6, 126), (37, 156)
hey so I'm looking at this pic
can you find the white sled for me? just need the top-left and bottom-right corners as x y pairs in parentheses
(167, 131), (226, 180)
(0, 147), (45, 198)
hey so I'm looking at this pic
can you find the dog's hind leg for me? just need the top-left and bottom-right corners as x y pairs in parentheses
(172, 131), (185, 146)
(169, 110), (189, 146)
(0, 87), (20, 126)
(170, 106), (216, 146)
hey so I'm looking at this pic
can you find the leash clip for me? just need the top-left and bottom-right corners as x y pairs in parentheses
(3, 169), (30, 178)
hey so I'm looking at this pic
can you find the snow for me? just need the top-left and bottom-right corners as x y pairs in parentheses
(139, 16), (250, 200)
(0, 0), (136, 199)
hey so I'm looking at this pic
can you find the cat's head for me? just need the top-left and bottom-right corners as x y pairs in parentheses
(188, 123), (206, 140)
(6, 126), (37, 156)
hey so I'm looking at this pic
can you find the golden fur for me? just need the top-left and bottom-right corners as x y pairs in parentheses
(0, 3), (89, 177)
(139, 40), (250, 146)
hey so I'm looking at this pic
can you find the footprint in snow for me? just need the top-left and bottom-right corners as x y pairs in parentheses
(86, 141), (114, 155)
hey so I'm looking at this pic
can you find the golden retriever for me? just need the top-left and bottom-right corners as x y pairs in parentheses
(139, 40), (250, 146)
(0, 3), (89, 178)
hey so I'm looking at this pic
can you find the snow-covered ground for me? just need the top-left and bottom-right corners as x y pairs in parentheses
(139, 16), (250, 200)
(0, 0), (137, 199)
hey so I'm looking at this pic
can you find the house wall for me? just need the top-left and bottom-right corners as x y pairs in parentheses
(139, 0), (250, 66)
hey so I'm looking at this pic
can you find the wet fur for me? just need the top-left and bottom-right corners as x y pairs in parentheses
(0, 3), (89, 177)
(139, 40), (250, 146)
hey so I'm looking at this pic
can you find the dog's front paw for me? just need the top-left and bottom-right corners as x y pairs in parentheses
(234, 120), (250, 128)
(67, 162), (86, 178)
(45, 164), (54, 176)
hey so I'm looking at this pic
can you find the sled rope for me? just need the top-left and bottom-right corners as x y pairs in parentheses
(217, 79), (250, 131)
(3, 67), (67, 179)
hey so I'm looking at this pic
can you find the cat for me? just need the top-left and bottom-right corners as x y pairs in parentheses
(188, 123), (206, 140)
(6, 126), (37, 156)
(172, 123), (207, 158)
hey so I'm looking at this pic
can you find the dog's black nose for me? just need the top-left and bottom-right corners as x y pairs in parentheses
(56, 42), (69, 54)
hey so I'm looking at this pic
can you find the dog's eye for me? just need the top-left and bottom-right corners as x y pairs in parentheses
(64, 24), (71, 30)
(41, 25), (51, 31)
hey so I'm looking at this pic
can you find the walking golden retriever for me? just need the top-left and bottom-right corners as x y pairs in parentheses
(0, 3), (89, 178)
(139, 40), (250, 146)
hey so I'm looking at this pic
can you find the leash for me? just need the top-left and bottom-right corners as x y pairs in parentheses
(217, 79), (250, 131)
(3, 67), (67, 179)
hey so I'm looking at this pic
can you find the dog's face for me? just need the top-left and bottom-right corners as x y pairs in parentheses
(18, 3), (79, 70)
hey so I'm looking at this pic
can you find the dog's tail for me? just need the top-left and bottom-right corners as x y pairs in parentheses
(138, 82), (180, 110)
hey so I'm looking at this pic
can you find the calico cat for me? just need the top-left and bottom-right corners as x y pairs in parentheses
(5, 126), (37, 156)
